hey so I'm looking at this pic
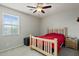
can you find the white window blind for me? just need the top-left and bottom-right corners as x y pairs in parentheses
(3, 14), (19, 35)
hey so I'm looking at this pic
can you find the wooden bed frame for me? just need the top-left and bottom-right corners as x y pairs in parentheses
(30, 27), (68, 56)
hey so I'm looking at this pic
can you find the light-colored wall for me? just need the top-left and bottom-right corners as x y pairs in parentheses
(41, 9), (79, 38)
(0, 5), (40, 50)
(1, 4), (79, 51)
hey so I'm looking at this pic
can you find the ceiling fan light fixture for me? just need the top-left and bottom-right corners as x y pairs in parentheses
(36, 7), (42, 12)
(27, 3), (52, 13)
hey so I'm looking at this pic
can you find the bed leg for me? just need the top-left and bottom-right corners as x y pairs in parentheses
(30, 34), (32, 47)
(54, 38), (57, 56)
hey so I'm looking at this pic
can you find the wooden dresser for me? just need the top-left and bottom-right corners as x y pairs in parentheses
(65, 37), (78, 49)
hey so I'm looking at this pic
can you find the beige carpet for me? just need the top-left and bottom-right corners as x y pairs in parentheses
(0, 45), (79, 56)
(0, 46), (43, 56)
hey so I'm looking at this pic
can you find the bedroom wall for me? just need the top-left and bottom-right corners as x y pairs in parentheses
(0, 5), (40, 50)
(40, 9), (79, 38)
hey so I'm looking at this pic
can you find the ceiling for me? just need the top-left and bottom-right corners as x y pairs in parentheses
(0, 3), (79, 18)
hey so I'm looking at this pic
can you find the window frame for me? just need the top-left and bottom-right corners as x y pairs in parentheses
(2, 13), (20, 36)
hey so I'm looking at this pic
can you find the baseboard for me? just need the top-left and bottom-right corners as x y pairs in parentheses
(0, 44), (24, 53)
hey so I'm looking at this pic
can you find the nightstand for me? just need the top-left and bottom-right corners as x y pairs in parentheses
(24, 37), (30, 46)
(65, 37), (78, 50)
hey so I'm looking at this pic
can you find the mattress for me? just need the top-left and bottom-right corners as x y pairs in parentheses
(37, 33), (65, 52)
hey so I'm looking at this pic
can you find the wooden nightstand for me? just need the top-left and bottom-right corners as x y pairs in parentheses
(65, 37), (78, 50)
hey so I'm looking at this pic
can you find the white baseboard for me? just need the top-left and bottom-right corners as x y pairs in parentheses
(0, 44), (24, 53)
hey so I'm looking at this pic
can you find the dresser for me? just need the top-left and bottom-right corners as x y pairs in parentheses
(65, 37), (78, 49)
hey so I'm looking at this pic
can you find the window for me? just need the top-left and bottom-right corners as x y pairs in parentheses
(3, 14), (19, 35)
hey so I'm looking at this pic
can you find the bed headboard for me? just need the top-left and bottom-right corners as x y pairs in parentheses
(47, 27), (68, 37)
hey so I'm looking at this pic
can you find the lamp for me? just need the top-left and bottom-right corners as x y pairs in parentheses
(36, 7), (42, 12)
(77, 17), (79, 22)
(36, 3), (43, 12)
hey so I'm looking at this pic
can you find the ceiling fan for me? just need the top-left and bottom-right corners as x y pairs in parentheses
(27, 3), (52, 13)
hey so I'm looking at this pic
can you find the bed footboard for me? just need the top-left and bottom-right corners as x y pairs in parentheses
(30, 34), (57, 56)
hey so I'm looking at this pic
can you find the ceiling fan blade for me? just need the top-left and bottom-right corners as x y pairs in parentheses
(41, 10), (45, 13)
(33, 10), (37, 13)
(27, 6), (36, 8)
(42, 5), (52, 9)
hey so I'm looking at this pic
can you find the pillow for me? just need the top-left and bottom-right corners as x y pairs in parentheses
(45, 33), (57, 36)
(45, 33), (64, 36)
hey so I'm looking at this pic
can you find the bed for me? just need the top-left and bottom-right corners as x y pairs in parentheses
(30, 27), (68, 56)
